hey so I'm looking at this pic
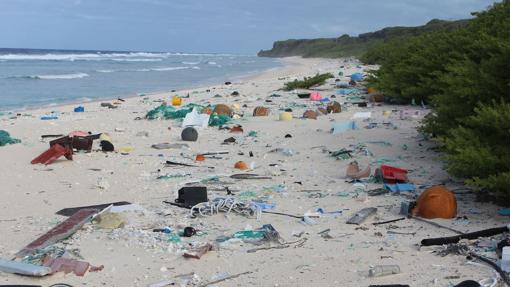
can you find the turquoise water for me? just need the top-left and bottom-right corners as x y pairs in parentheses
(0, 49), (280, 110)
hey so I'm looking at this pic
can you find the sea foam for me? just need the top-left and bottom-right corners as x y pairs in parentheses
(35, 73), (90, 80)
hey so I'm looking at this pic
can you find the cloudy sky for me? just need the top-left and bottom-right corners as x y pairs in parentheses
(0, 0), (498, 54)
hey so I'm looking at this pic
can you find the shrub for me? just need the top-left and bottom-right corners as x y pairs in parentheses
(444, 101), (510, 202)
(363, 0), (510, 201)
(283, 73), (333, 91)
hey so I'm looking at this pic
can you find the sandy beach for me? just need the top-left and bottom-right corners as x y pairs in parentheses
(0, 57), (507, 287)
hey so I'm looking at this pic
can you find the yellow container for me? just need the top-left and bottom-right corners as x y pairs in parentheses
(279, 112), (293, 121)
(119, 147), (134, 154)
(172, 96), (182, 106)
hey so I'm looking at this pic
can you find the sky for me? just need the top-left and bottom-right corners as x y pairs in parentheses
(0, 0), (499, 54)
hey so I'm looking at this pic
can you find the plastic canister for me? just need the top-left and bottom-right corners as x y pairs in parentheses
(368, 265), (400, 277)
(501, 247), (510, 272)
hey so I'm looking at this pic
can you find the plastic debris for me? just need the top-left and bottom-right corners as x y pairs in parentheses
(384, 183), (416, 193)
(42, 256), (103, 276)
(368, 265), (400, 277)
(0, 258), (51, 277)
(351, 72), (364, 81)
(0, 130), (21, 146)
(346, 207), (377, 225)
(332, 121), (357, 134)
(94, 212), (126, 229)
(208, 114), (231, 126)
(352, 112), (372, 119)
(152, 143), (189, 150)
(183, 243), (213, 259)
(279, 112), (293, 121)
(346, 161), (371, 179)
(182, 108), (210, 128)
(411, 186), (457, 219)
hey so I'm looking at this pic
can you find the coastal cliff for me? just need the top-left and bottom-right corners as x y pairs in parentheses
(258, 19), (469, 58)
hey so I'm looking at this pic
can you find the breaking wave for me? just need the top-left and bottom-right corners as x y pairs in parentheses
(0, 52), (170, 62)
(95, 66), (191, 73)
(111, 58), (162, 62)
(0, 51), (237, 62)
(151, 66), (189, 71)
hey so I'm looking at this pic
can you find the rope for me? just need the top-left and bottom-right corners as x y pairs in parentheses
(190, 197), (261, 218)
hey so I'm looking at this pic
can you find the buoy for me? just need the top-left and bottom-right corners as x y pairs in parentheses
(234, 161), (248, 170)
(181, 127), (198, 142)
(253, 106), (269, 117)
(213, 104), (231, 116)
(303, 110), (317, 120)
(279, 112), (293, 121)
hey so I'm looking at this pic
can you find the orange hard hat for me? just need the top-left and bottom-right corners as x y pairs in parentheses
(412, 186), (457, 219)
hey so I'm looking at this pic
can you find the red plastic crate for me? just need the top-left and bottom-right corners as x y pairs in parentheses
(380, 165), (408, 183)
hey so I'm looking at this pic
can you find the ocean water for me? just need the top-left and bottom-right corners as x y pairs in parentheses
(0, 48), (281, 111)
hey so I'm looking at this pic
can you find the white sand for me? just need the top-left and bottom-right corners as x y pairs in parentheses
(0, 57), (506, 287)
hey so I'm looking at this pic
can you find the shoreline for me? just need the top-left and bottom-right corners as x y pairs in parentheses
(0, 58), (287, 115)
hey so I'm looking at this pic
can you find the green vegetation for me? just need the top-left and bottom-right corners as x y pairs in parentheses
(258, 19), (469, 58)
(283, 73), (333, 91)
(364, 1), (510, 202)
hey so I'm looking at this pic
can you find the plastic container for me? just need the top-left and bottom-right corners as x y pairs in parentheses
(172, 96), (182, 106)
(379, 165), (408, 183)
(368, 265), (400, 277)
(501, 247), (510, 272)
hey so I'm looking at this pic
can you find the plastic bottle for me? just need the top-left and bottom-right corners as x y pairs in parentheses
(368, 265), (400, 277)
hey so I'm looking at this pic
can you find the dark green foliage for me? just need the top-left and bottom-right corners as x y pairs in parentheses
(444, 101), (510, 201)
(283, 73), (333, 91)
(365, 0), (510, 201)
(365, 31), (471, 104)
(258, 19), (469, 58)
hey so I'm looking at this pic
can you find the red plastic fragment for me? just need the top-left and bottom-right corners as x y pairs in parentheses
(42, 256), (90, 276)
(31, 144), (73, 165)
(89, 265), (104, 272)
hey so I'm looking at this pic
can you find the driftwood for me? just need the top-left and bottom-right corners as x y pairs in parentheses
(373, 217), (406, 226)
(421, 226), (508, 246)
